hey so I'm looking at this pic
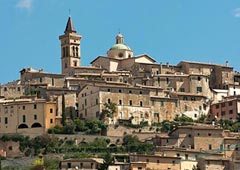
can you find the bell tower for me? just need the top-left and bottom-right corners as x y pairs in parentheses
(59, 16), (82, 75)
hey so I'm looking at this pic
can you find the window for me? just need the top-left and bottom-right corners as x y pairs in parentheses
(96, 99), (98, 105)
(185, 105), (188, 111)
(161, 101), (164, 107)
(65, 63), (67, 68)
(22, 115), (26, 123)
(166, 78), (169, 84)
(176, 153), (180, 157)
(10, 106), (14, 113)
(229, 110), (233, 114)
(17, 87), (21, 91)
(108, 98), (111, 104)
(129, 90), (132, 93)
(34, 114), (37, 120)
(208, 133), (211, 136)
(22, 106), (25, 110)
(91, 163), (94, 169)
(80, 163), (83, 168)
(62, 47), (65, 57)
(183, 96), (188, 100)
(220, 144), (223, 152)
(118, 52), (123, 58)
(129, 100), (132, 106)
(107, 89), (111, 92)
(4, 107), (8, 113)
(76, 47), (79, 56)
(229, 101), (233, 106)
(119, 100), (122, 105)
(197, 76), (201, 81)
(185, 154), (188, 160)
(119, 89), (122, 93)
(209, 144), (212, 150)
(73, 61), (77, 67)
(96, 111), (100, 118)
(34, 104), (37, 109)
(51, 78), (55, 86)
(5, 117), (8, 124)
(180, 88), (185, 92)
(154, 113), (159, 118)
(50, 119), (53, 124)
(221, 103), (225, 107)
(146, 159), (149, 162)
(140, 101), (143, 107)
(39, 77), (42, 83)
(85, 99), (87, 106)
(172, 160), (175, 165)
(197, 87), (202, 92)
(157, 160), (159, 163)
(4, 87), (7, 91)
(67, 163), (71, 168)
(139, 91), (142, 94)
(66, 47), (69, 56)
(191, 97), (196, 101)
(221, 111), (225, 116)
(72, 46), (75, 56)
(8, 146), (13, 151)
(227, 144), (231, 150)
(194, 114), (197, 118)
(216, 104), (219, 109)
(50, 108), (53, 113)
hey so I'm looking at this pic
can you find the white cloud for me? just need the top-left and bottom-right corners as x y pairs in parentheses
(233, 8), (240, 18)
(16, 0), (33, 10)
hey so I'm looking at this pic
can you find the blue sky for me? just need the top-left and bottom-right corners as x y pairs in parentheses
(1, 0), (240, 84)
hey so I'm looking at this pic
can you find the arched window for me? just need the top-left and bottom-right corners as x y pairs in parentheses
(66, 47), (69, 56)
(18, 124), (28, 129)
(62, 47), (65, 57)
(72, 46), (75, 57)
(31, 122), (42, 128)
(76, 47), (79, 57)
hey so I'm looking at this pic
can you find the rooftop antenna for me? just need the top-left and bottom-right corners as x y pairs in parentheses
(69, 9), (71, 17)
(118, 28), (121, 34)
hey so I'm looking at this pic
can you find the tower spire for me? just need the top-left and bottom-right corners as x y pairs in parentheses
(64, 16), (76, 34)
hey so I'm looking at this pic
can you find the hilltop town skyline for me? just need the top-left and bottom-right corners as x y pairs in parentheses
(1, 1), (240, 84)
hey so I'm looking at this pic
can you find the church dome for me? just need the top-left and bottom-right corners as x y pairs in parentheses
(110, 43), (131, 51)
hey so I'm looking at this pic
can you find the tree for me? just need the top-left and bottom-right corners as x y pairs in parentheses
(74, 119), (87, 132)
(99, 152), (113, 170)
(61, 94), (66, 126)
(100, 102), (117, 123)
(196, 114), (207, 123)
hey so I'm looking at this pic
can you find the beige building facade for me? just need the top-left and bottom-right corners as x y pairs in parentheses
(0, 97), (57, 135)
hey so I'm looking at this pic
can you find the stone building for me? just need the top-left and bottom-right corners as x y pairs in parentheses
(129, 154), (181, 170)
(155, 125), (224, 152)
(0, 97), (57, 135)
(60, 158), (103, 170)
(210, 95), (240, 121)
(78, 84), (152, 124)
